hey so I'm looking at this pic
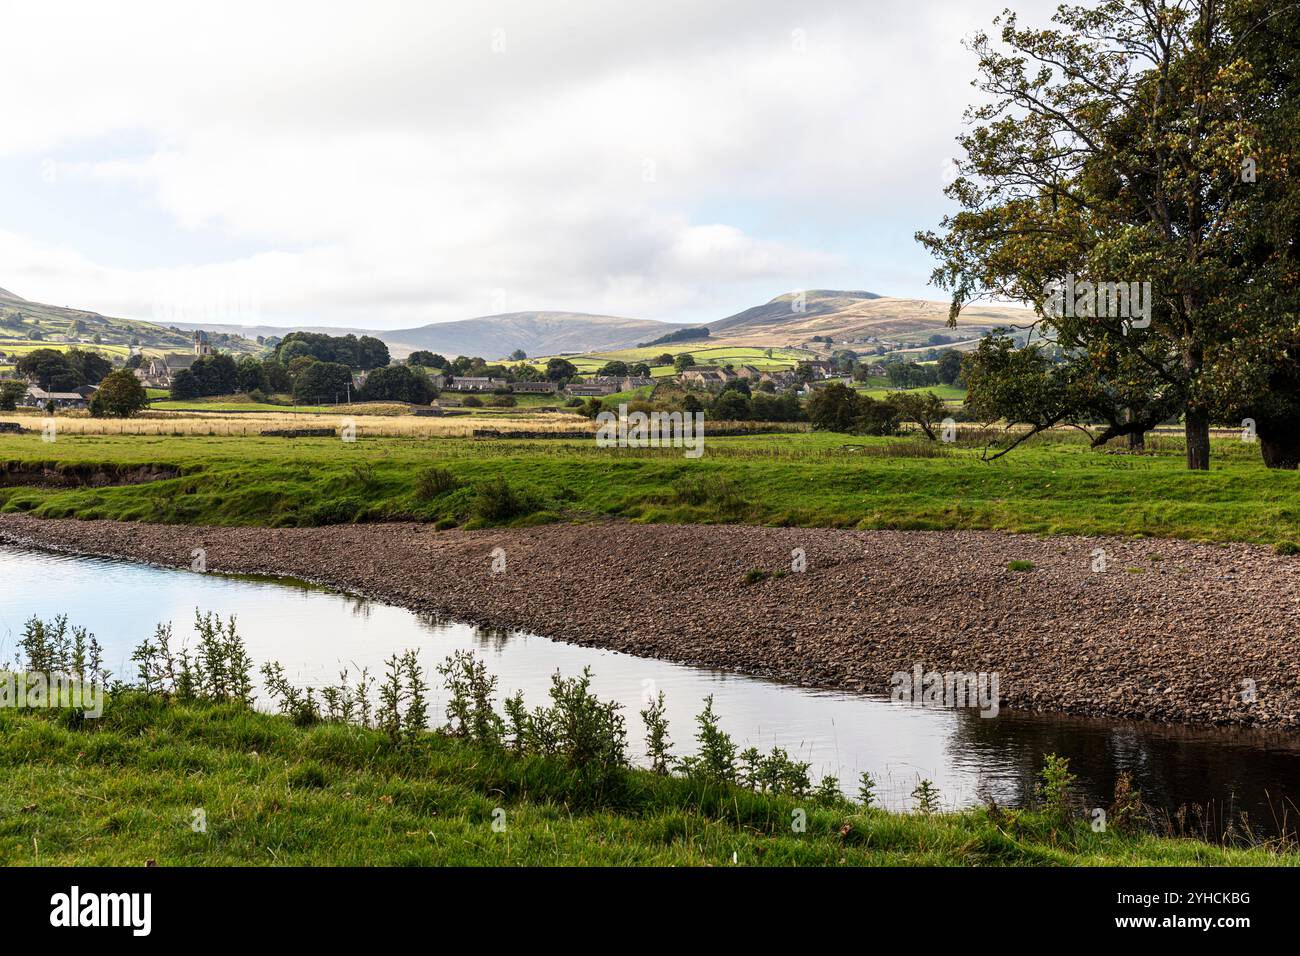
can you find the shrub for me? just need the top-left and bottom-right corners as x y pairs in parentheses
(1037, 753), (1078, 827)
(1275, 541), (1300, 556)
(679, 695), (737, 784)
(1008, 560), (1035, 572)
(743, 568), (769, 585)
(461, 395), (483, 408)
(415, 466), (459, 501)
(437, 650), (504, 747)
(1107, 771), (1148, 833)
(473, 477), (537, 522)
(17, 614), (107, 685)
(192, 611), (254, 705)
(751, 747), (811, 796)
(815, 775), (843, 806)
(538, 667), (628, 783)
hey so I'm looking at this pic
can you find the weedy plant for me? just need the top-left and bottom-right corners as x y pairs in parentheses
(1037, 753), (1078, 828)
(678, 694), (738, 784)
(262, 661), (319, 726)
(857, 771), (878, 808)
(376, 651), (430, 744)
(640, 689), (673, 774)
(437, 649), (505, 747)
(17, 615), (108, 686)
(130, 612), (250, 704)
(1108, 771), (1148, 833)
(912, 778), (941, 814)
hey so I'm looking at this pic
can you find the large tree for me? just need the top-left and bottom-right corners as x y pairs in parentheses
(918, 0), (1279, 469)
(90, 370), (149, 418)
(1201, 2), (1300, 466)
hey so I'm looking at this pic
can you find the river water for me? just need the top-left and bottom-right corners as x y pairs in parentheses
(2, 543), (1297, 835)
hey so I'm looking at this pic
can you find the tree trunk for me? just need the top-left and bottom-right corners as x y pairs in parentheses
(1257, 418), (1300, 469)
(1125, 407), (1145, 450)
(1185, 408), (1211, 470)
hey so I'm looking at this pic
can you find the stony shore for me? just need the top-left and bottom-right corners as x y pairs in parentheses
(1, 514), (1297, 727)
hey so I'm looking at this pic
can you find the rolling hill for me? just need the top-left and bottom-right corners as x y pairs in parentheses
(168, 311), (675, 360)
(379, 311), (674, 359)
(0, 287), (259, 355)
(704, 290), (1032, 350)
(3, 282), (1034, 367)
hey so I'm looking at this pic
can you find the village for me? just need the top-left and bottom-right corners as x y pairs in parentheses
(0, 328), (899, 412)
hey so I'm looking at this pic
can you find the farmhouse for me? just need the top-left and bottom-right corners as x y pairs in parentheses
(511, 381), (558, 394)
(566, 381), (620, 397)
(24, 386), (88, 409)
(759, 370), (798, 389)
(678, 367), (738, 390)
(444, 376), (508, 392)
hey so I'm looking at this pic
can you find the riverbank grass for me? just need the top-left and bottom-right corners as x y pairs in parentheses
(0, 427), (1295, 543)
(0, 694), (1286, 866)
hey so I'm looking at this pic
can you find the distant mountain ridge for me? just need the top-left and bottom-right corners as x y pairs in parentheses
(703, 289), (1030, 349)
(4, 283), (1032, 361)
(380, 311), (672, 359)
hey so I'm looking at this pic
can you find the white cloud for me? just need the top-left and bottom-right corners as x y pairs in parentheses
(0, 0), (1061, 328)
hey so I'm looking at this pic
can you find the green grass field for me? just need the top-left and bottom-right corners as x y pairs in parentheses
(0, 427), (1295, 543)
(857, 382), (968, 402)
(0, 693), (1277, 866)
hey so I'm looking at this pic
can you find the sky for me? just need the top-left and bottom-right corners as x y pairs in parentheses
(0, 0), (1060, 331)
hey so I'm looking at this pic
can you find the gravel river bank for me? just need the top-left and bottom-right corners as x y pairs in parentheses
(1, 514), (1296, 727)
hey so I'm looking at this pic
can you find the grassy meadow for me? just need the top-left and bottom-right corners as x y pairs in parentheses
(0, 692), (1280, 866)
(0, 418), (1294, 543)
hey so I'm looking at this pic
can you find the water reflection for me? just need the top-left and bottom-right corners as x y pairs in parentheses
(1, 544), (1298, 837)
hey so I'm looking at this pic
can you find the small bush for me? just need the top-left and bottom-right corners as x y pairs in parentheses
(679, 695), (737, 784)
(437, 650), (504, 747)
(743, 568), (769, 585)
(1275, 541), (1300, 556)
(1007, 560), (1034, 572)
(461, 395), (483, 408)
(473, 477), (537, 522)
(1037, 753), (1078, 827)
(415, 466), (459, 501)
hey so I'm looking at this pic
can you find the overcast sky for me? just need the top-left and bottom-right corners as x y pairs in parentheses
(0, 0), (1059, 331)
